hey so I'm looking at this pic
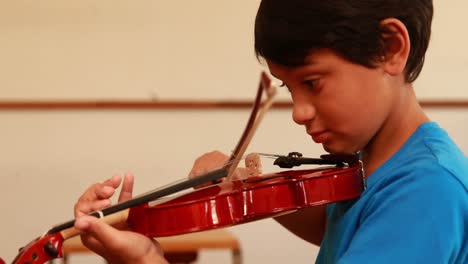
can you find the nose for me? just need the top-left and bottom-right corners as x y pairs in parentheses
(291, 97), (316, 125)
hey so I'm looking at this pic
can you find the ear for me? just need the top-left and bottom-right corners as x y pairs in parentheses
(379, 18), (411, 76)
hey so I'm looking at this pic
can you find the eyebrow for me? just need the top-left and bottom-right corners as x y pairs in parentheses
(304, 57), (318, 64)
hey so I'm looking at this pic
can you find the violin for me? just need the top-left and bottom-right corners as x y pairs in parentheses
(7, 72), (365, 264)
(127, 153), (364, 237)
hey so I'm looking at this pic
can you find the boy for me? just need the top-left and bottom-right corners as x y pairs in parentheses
(74, 1), (467, 263)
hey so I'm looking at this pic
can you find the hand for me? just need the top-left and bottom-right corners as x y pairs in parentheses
(188, 151), (249, 188)
(74, 174), (132, 218)
(74, 174), (168, 264)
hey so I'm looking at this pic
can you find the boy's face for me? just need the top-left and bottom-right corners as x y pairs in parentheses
(267, 49), (397, 154)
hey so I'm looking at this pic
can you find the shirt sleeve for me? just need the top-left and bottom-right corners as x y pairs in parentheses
(337, 168), (467, 264)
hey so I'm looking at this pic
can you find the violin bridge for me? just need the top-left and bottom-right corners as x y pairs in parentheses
(245, 153), (263, 177)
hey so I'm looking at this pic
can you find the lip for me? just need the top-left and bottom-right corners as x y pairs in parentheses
(309, 130), (328, 143)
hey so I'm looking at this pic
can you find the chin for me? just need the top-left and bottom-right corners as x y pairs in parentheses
(322, 144), (337, 154)
(322, 143), (357, 154)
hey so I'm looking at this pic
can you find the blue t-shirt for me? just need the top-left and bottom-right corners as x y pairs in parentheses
(316, 122), (468, 264)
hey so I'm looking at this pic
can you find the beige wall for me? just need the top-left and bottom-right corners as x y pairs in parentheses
(1, 1), (467, 263)
(1, 1), (467, 101)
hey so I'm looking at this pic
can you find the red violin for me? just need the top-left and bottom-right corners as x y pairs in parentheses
(128, 159), (364, 237)
(11, 155), (364, 264)
(8, 73), (365, 264)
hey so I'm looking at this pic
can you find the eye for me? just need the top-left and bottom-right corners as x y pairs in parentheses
(303, 79), (319, 89)
(279, 82), (291, 92)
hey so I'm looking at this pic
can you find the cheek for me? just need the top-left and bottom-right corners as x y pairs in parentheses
(339, 72), (388, 118)
(341, 96), (390, 147)
(318, 68), (391, 151)
(323, 89), (385, 143)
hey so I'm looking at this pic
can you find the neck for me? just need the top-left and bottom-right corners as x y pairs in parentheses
(361, 83), (429, 177)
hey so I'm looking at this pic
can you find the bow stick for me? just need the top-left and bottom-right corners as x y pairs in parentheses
(225, 72), (277, 179)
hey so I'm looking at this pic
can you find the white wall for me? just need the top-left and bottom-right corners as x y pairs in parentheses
(1, 1), (467, 263)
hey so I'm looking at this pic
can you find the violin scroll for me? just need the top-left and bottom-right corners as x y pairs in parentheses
(11, 233), (64, 264)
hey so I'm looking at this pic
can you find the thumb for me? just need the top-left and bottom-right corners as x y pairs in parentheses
(75, 215), (123, 251)
(75, 215), (164, 264)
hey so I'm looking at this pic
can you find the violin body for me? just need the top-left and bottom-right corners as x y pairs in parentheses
(11, 165), (363, 264)
(128, 165), (364, 237)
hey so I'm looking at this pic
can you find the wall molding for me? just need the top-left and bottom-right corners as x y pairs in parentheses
(0, 100), (467, 111)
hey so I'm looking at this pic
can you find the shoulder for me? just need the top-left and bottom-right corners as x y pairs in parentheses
(421, 125), (468, 190)
(362, 121), (468, 223)
(356, 162), (468, 263)
(362, 135), (467, 237)
(365, 162), (467, 215)
(336, 123), (468, 263)
(370, 121), (468, 198)
(365, 150), (467, 216)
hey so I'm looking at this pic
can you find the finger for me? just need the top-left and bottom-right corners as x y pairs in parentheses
(150, 238), (165, 256)
(118, 173), (134, 203)
(93, 185), (117, 200)
(188, 151), (229, 177)
(75, 215), (124, 252)
(231, 167), (249, 181)
(75, 217), (111, 257)
(88, 174), (122, 200)
(188, 168), (196, 178)
(188, 168), (203, 178)
(79, 233), (108, 256)
(74, 199), (112, 217)
(79, 176), (121, 203)
(74, 175), (124, 217)
(102, 174), (122, 189)
(93, 174), (123, 199)
(75, 186), (115, 216)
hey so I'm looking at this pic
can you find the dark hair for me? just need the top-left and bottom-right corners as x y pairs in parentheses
(254, 0), (433, 83)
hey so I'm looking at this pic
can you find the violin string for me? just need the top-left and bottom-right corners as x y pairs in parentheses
(189, 153), (250, 177)
(196, 151), (285, 175)
(255, 152), (284, 159)
(67, 151), (289, 231)
(117, 152), (285, 204)
(128, 153), (252, 201)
